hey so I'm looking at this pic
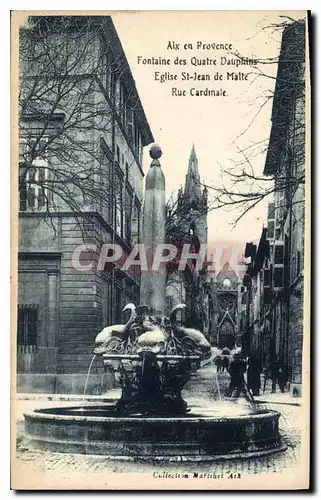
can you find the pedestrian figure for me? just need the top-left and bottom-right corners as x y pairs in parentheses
(221, 356), (229, 373)
(278, 363), (287, 393)
(228, 353), (247, 398)
(262, 366), (269, 393)
(214, 356), (222, 373)
(247, 352), (262, 396)
(270, 356), (281, 393)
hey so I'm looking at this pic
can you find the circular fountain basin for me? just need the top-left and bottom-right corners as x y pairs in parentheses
(23, 402), (285, 461)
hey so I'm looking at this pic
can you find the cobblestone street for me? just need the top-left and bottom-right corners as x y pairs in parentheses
(13, 362), (306, 479)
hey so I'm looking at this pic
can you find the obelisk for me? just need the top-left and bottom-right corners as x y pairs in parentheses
(140, 144), (166, 315)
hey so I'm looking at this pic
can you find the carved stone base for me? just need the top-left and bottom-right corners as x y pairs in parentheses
(115, 388), (188, 416)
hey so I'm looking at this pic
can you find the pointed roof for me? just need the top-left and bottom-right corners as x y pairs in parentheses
(187, 144), (199, 177)
(190, 142), (197, 160)
(218, 308), (236, 328)
(184, 144), (202, 202)
(217, 261), (238, 279)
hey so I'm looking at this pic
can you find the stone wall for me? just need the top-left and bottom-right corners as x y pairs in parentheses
(57, 217), (102, 374)
(18, 249), (60, 374)
(288, 280), (304, 392)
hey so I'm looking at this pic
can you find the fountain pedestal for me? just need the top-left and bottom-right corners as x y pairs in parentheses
(106, 353), (200, 415)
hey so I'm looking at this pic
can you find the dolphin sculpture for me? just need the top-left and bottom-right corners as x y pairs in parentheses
(94, 303), (136, 354)
(170, 303), (211, 358)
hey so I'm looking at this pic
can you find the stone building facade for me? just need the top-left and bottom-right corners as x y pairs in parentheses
(208, 262), (243, 349)
(17, 16), (154, 393)
(241, 20), (306, 396)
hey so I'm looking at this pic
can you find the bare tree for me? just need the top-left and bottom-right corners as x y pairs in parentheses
(18, 15), (144, 237)
(165, 189), (210, 245)
(198, 18), (306, 228)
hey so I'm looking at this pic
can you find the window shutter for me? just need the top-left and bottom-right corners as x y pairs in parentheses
(273, 241), (284, 291)
(267, 202), (275, 240)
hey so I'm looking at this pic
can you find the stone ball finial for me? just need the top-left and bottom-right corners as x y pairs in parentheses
(149, 144), (162, 160)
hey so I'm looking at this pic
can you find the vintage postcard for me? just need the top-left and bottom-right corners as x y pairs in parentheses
(11, 10), (311, 490)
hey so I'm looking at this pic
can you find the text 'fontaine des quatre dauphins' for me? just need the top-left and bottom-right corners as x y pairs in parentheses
(137, 41), (258, 97)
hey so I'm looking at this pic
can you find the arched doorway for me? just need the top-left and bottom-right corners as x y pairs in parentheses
(218, 319), (235, 349)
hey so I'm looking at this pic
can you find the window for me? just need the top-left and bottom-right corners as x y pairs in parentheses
(115, 78), (127, 125)
(297, 250), (301, 276)
(222, 278), (232, 289)
(127, 109), (135, 143)
(125, 102), (131, 132)
(267, 220), (275, 240)
(263, 267), (272, 305)
(101, 50), (114, 97)
(287, 146), (295, 198)
(116, 145), (120, 165)
(17, 304), (38, 348)
(101, 278), (112, 327)
(291, 248), (301, 283)
(124, 186), (133, 244)
(19, 137), (49, 211)
(115, 78), (121, 109)
(114, 172), (123, 238)
(275, 164), (287, 224)
(274, 242), (284, 265)
(263, 287), (271, 305)
(267, 202), (275, 240)
(263, 268), (271, 287)
(132, 200), (141, 244)
(121, 86), (127, 126)
(100, 149), (113, 225)
(133, 118), (141, 160)
(218, 294), (235, 311)
(273, 267), (284, 289)
(115, 288), (122, 323)
(267, 202), (275, 219)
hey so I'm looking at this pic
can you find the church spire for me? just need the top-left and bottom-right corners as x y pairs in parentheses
(187, 144), (199, 178)
(190, 143), (197, 161)
(184, 144), (202, 202)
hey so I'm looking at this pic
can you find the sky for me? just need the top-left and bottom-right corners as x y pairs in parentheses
(112, 11), (304, 250)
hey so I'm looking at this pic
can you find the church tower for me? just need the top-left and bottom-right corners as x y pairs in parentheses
(165, 145), (210, 335)
(183, 144), (208, 246)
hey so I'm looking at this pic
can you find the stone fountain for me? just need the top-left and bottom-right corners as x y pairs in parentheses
(23, 145), (284, 460)
(23, 302), (283, 459)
